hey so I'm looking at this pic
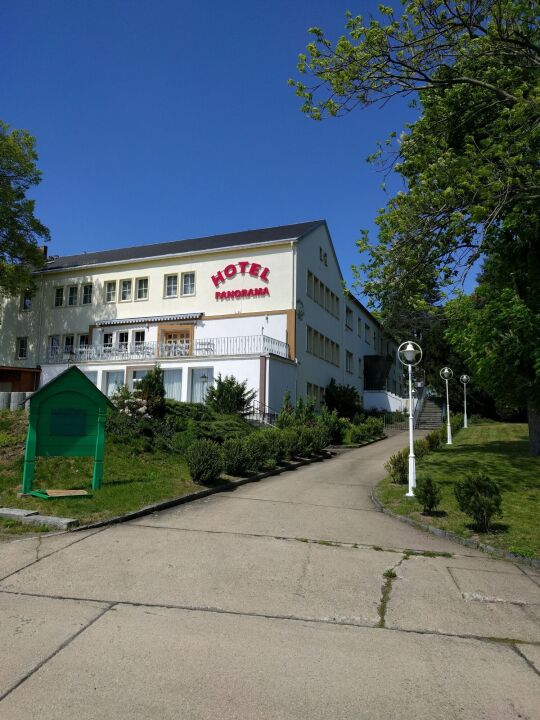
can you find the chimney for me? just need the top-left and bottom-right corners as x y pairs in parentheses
(38, 245), (48, 258)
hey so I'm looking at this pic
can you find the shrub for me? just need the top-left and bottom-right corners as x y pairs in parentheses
(385, 449), (409, 484)
(275, 391), (296, 429)
(296, 427), (317, 457)
(294, 396), (317, 426)
(311, 424), (331, 453)
(280, 428), (300, 458)
(317, 406), (347, 444)
(205, 374), (256, 416)
(414, 476), (442, 514)
(454, 472), (503, 532)
(324, 378), (362, 419)
(363, 416), (384, 438)
(136, 366), (166, 418)
(413, 438), (430, 460)
(186, 439), (223, 484)
(352, 412), (366, 426)
(425, 429), (441, 451)
(349, 423), (370, 443)
(243, 433), (271, 471)
(221, 437), (251, 476)
(262, 428), (286, 465)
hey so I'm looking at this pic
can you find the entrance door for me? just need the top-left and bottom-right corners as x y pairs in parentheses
(191, 368), (214, 403)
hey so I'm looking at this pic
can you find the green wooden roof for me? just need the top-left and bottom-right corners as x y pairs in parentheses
(27, 366), (115, 408)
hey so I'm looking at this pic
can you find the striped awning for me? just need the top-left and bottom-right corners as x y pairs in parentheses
(95, 313), (203, 327)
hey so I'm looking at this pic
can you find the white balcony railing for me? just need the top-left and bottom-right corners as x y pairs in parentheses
(45, 335), (289, 364)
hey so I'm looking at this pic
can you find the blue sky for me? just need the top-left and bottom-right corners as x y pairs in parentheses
(3, 1), (425, 302)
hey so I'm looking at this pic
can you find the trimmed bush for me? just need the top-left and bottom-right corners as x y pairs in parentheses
(296, 427), (319, 457)
(425, 429), (441, 451)
(205, 374), (256, 416)
(385, 449), (409, 484)
(414, 476), (442, 514)
(222, 437), (251, 476)
(363, 416), (384, 438)
(317, 406), (347, 444)
(186, 439), (223, 484)
(281, 428), (300, 459)
(262, 428), (286, 465)
(349, 423), (371, 443)
(135, 366), (166, 418)
(413, 438), (430, 460)
(243, 433), (271, 471)
(311, 424), (331, 453)
(454, 472), (503, 532)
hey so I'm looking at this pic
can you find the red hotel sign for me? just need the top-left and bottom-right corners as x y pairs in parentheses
(212, 261), (270, 300)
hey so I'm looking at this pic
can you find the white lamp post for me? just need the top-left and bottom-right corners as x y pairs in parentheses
(460, 374), (470, 429)
(398, 341), (423, 497)
(440, 367), (454, 444)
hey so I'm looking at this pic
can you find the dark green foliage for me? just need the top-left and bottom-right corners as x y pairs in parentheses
(0, 121), (49, 295)
(275, 391), (296, 429)
(280, 428), (300, 458)
(262, 428), (286, 465)
(185, 439), (223, 484)
(454, 472), (503, 532)
(311, 424), (331, 453)
(165, 401), (253, 443)
(221, 438), (251, 477)
(294, 396), (317, 426)
(364, 416), (384, 437)
(243, 433), (271, 472)
(414, 476), (442, 514)
(324, 379), (362, 419)
(205, 374), (256, 416)
(413, 438), (429, 460)
(348, 416), (385, 443)
(425, 429), (442, 451)
(296, 427), (321, 457)
(385, 449), (409, 484)
(317, 405), (347, 444)
(135, 366), (166, 418)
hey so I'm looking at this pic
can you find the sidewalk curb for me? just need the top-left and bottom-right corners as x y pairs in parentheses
(74, 452), (334, 532)
(370, 487), (540, 569)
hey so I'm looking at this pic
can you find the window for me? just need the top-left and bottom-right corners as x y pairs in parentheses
(165, 274), (178, 297)
(182, 272), (195, 296)
(82, 284), (92, 305)
(131, 369), (148, 389)
(78, 334), (89, 348)
(120, 279), (132, 301)
(365, 323), (370, 343)
(48, 335), (60, 358)
(134, 330), (145, 347)
(16, 337), (28, 359)
(105, 370), (124, 397)
(306, 325), (339, 367)
(68, 286), (78, 306)
(105, 281), (116, 303)
(103, 332), (113, 348)
(306, 271), (339, 319)
(136, 277), (148, 300)
(63, 335), (74, 353)
(118, 331), (129, 350)
(54, 287), (64, 307)
(21, 291), (32, 311)
(82, 370), (98, 386)
(307, 271), (314, 298)
(358, 357), (362, 378)
(357, 318), (362, 337)
(346, 307), (353, 331)
(346, 351), (353, 374)
(163, 368), (182, 401)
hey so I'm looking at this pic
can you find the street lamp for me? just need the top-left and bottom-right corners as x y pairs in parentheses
(398, 341), (422, 497)
(440, 367), (454, 444)
(460, 374), (470, 429)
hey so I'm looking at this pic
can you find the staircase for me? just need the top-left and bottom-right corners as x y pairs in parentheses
(416, 398), (443, 429)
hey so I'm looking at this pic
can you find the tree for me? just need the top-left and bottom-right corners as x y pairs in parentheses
(0, 121), (49, 295)
(292, 1), (540, 451)
(205, 374), (256, 416)
(136, 365), (166, 418)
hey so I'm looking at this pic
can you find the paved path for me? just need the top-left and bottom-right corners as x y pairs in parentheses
(1, 434), (539, 719)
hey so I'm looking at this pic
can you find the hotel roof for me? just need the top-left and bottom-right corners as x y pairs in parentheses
(41, 220), (325, 272)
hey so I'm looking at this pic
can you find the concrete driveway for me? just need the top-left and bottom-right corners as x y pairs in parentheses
(1, 434), (539, 719)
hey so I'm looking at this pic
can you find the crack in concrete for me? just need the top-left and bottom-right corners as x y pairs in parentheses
(511, 643), (540, 678)
(0, 602), (114, 704)
(377, 555), (406, 628)
(217, 494), (379, 514)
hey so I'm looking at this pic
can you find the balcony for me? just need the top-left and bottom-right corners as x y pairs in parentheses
(45, 335), (290, 364)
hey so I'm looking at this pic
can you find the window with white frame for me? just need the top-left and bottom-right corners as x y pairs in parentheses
(48, 335), (60, 357)
(136, 277), (148, 300)
(63, 335), (74, 353)
(16, 337), (28, 359)
(54, 287), (64, 307)
(345, 307), (353, 331)
(134, 330), (145, 347)
(103, 332), (113, 348)
(118, 331), (129, 349)
(68, 286), (78, 306)
(358, 357), (362, 378)
(82, 284), (92, 305)
(365, 323), (370, 343)
(182, 272), (195, 296)
(78, 334), (89, 348)
(105, 281), (116, 303)
(120, 279), (132, 301)
(346, 351), (353, 373)
(21, 291), (32, 311)
(165, 274), (178, 297)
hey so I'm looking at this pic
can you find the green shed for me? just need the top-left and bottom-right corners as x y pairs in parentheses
(22, 366), (115, 494)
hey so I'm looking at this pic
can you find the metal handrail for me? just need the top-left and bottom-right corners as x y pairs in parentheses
(413, 385), (427, 428)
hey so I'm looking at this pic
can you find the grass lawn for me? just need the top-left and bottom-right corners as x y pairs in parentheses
(376, 421), (540, 559)
(0, 411), (199, 531)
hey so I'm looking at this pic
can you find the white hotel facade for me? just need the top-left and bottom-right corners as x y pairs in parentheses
(0, 220), (404, 412)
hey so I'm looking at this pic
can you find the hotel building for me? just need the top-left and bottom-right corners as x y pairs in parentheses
(0, 220), (404, 412)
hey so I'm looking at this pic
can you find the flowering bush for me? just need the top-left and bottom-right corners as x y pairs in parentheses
(110, 384), (150, 419)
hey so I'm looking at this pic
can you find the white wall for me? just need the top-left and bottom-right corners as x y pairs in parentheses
(198, 313), (287, 342)
(363, 391), (405, 413)
(266, 357), (297, 409)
